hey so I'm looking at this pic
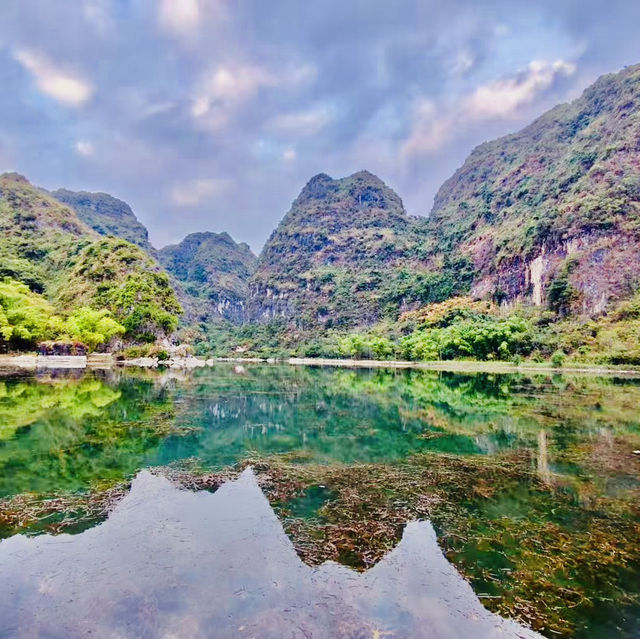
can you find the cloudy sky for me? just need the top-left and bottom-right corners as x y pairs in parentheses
(1, 0), (639, 252)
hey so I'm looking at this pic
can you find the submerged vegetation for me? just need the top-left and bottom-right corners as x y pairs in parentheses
(255, 451), (640, 639)
(0, 365), (639, 638)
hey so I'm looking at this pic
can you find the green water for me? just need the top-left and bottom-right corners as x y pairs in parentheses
(1, 365), (639, 497)
(0, 364), (639, 637)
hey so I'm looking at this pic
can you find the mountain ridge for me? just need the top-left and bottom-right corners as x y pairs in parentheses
(159, 231), (257, 323)
(426, 62), (640, 314)
(247, 170), (460, 327)
(51, 188), (157, 257)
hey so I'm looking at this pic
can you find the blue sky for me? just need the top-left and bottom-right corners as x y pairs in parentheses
(1, 0), (639, 251)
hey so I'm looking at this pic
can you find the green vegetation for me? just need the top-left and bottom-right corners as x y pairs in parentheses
(0, 277), (58, 348)
(60, 307), (125, 350)
(4, 64), (640, 362)
(426, 64), (640, 311)
(0, 175), (181, 350)
(223, 293), (634, 368)
(59, 238), (182, 342)
(159, 231), (256, 323)
(248, 171), (473, 328)
(51, 188), (156, 255)
(0, 277), (125, 351)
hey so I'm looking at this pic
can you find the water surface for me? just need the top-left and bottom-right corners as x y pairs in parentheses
(0, 364), (639, 638)
(0, 468), (543, 639)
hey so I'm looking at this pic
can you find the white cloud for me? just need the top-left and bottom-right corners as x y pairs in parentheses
(465, 59), (576, 119)
(158, 0), (201, 36)
(190, 63), (276, 127)
(282, 147), (297, 162)
(13, 49), (93, 106)
(210, 65), (275, 103)
(83, 0), (115, 36)
(401, 99), (455, 157)
(169, 178), (231, 207)
(402, 59), (576, 157)
(191, 61), (315, 131)
(75, 140), (95, 157)
(269, 106), (332, 135)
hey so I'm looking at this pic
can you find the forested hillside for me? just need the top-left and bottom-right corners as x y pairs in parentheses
(159, 232), (256, 323)
(0, 173), (181, 351)
(248, 171), (471, 328)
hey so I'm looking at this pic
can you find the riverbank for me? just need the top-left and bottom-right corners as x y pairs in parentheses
(287, 357), (640, 377)
(1, 353), (639, 377)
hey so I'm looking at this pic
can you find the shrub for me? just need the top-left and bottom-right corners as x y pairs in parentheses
(338, 333), (396, 360)
(400, 315), (533, 362)
(62, 307), (125, 351)
(0, 277), (57, 349)
(551, 350), (567, 367)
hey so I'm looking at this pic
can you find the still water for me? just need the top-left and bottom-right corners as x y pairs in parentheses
(0, 364), (639, 638)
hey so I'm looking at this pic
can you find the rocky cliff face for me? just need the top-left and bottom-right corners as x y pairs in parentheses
(248, 171), (455, 327)
(427, 63), (640, 315)
(51, 189), (156, 257)
(159, 232), (257, 323)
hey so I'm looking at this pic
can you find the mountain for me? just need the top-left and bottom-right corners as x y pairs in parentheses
(51, 188), (156, 256)
(248, 171), (471, 328)
(0, 173), (181, 343)
(0, 173), (92, 295)
(159, 232), (257, 323)
(426, 63), (640, 315)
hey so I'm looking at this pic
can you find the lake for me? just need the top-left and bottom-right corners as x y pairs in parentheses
(0, 364), (639, 638)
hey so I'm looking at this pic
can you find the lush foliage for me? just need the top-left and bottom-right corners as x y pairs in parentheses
(426, 64), (640, 310)
(0, 277), (57, 347)
(61, 238), (182, 342)
(61, 307), (125, 350)
(400, 315), (533, 361)
(249, 171), (474, 328)
(51, 189), (155, 255)
(0, 175), (182, 349)
(0, 277), (125, 351)
(338, 333), (396, 360)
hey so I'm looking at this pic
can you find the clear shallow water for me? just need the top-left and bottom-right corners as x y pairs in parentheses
(0, 469), (543, 639)
(0, 364), (639, 638)
(2, 364), (639, 497)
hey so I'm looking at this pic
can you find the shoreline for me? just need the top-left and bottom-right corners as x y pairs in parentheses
(0, 353), (639, 377)
(286, 357), (640, 376)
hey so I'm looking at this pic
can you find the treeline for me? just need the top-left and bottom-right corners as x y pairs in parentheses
(192, 294), (640, 367)
(335, 296), (640, 366)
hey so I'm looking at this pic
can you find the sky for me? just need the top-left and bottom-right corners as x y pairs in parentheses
(1, 0), (639, 253)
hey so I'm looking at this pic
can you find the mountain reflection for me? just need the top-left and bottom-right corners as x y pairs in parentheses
(0, 468), (542, 639)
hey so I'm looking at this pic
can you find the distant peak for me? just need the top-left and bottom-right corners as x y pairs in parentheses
(349, 169), (380, 180)
(0, 172), (30, 185)
(297, 173), (337, 202)
(173, 230), (243, 248)
(306, 172), (333, 184)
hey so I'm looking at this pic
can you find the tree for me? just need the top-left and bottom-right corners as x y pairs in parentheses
(63, 307), (125, 351)
(0, 277), (56, 348)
